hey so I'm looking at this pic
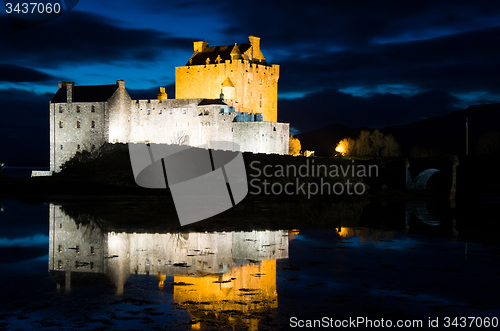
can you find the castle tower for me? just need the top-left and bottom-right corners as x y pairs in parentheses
(175, 36), (279, 122)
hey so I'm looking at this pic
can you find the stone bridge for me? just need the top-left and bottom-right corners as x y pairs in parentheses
(405, 155), (459, 199)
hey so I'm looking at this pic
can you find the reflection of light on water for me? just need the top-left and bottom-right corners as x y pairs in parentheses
(288, 229), (300, 240)
(336, 227), (397, 245)
(172, 259), (277, 330)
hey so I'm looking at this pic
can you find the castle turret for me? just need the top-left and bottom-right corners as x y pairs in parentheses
(221, 77), (235, 100)
(248, 35), (265, 64)
(193, 41), (209, 53)
(157, 87), (168, 101)
(230, 44), (243, 61)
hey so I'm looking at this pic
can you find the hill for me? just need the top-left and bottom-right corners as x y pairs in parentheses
(297, 103), (500, 157)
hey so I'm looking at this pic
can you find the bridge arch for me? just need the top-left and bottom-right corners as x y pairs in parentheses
(412, 168), (440, 190)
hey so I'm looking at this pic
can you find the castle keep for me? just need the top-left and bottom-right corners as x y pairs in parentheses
(49, 36), (289, 172)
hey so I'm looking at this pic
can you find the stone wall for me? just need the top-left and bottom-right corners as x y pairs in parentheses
(176, 60), (279, 122)
(233, 122), (289, 155)
(50, 100), (108, 172)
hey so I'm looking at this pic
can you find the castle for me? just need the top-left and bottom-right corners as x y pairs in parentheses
(49, 36), (289, 172)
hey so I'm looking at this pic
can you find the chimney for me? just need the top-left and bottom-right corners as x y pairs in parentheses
(58, 81), (65, 89)
(249, 35), (261, 53)
(66, 82), (74, 103)
(116, 79), (125, 88)
(193, 41), (209, 53)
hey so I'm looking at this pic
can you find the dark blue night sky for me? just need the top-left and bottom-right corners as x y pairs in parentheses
(1, 0), (500, 164)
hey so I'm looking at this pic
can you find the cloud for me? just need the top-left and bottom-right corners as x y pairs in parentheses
(0, 88), (50, 164)
(273, 25), (500, 112)
(0, 11), (194, 68)
(279, 89), (460, 133)
(222, 1), (500, 47)
(0, 64), (56, 83)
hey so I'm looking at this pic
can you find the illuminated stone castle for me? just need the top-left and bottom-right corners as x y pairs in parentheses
(49, 36), (289, 172)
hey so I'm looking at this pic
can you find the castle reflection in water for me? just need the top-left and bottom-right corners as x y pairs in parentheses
(48, 204), (291, 330)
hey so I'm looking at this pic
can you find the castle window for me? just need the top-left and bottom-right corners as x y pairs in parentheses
(60, 145), (63, 150)
(183, 108), (186, 114)
(273, 127), (276, 131)
(75, 246), (80, 254)
(90, 262), (94, 269)
(147, 109), (150, 115)
(57, 260), (62, 269)
(77, 144), (81, 150)
(90, 246), (94, 254)
(91, 121), (95, 128)
(58, 245), (62, 252)
(92, 144), (96, 150)
(169, 109), (173, 114)
(76, 106), (80, 113)
(91, 105), (95, 113)
(260, 94), (262, 107)
(260, 79), (262, 85)
(59, 121), (63, 128)
(248, 78), (250, 84)
(77, 121), (81, 128)
(59, 106), (63, 113)
(159, 109), (162, 115)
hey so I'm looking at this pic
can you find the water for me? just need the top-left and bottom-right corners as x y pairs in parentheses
(0, 198), (498, 330)
(1, 166), (49, 178)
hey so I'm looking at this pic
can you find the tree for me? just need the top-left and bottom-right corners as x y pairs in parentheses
(336, 138), (356, 156)
(370, 129), (385, 157)
(337, 130), (400, 157)
(477, 131), (500, 156)
(289, 135), (301, 156)
(381, 134), (400, 157)
(355, 130), (372, 157)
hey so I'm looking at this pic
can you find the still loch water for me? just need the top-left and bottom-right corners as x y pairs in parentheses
(0, 198), (498, 330)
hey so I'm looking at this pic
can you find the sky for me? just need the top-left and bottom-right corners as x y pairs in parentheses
(1, 0), (500, 164)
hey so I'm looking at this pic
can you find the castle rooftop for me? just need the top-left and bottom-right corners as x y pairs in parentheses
(186, 36), (268, 66)
(51, 83), (118, 103)
(198, 99), (228, 106)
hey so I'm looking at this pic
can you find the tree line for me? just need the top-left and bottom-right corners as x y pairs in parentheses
(336, 130), (400, 157)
